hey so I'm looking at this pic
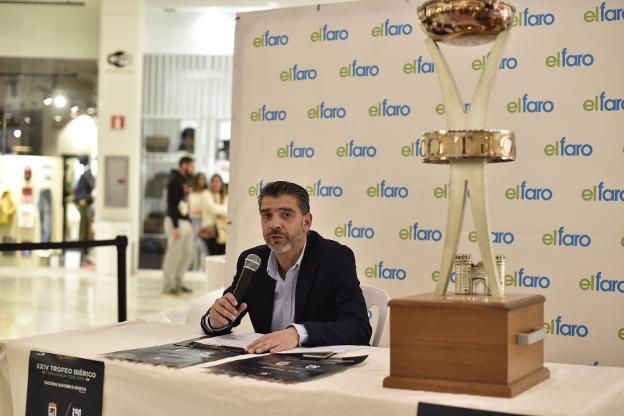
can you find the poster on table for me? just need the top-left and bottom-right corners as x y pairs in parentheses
(208, 354), (368, 383)
(25, 351), (104, 416)
(103, 342), (242, 368)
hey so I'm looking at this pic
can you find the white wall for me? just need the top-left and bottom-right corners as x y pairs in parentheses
(144, 8), (239, 55)
(95, 0), (144, 272)
(0, 0), (100, 59)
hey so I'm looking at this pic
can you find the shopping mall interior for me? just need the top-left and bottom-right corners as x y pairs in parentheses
(0, 0), (348, 340)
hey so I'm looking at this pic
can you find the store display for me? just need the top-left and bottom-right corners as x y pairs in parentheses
(145, 135), (170, 152)
(0, 191), (16, 226)
(143, 211), (165, 234)
(0, 155), (63, 265)
(17, 204), (35, 228)
(144, 172), (170, 199)
(38, 189), (52, 243)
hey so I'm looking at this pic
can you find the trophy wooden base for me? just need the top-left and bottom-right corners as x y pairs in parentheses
(383, 293), (549, 398)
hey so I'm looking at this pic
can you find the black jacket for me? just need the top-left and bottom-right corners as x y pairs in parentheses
(74, 169), (95, 205)
(201, 230), (372, 347)
(166, 169), (190, 228)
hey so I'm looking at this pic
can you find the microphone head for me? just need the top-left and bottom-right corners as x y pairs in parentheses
(244, 254), (261, 271)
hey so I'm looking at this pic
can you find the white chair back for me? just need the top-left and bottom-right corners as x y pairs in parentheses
(185, 288), (226, 325)
(360, 284), (389, 347)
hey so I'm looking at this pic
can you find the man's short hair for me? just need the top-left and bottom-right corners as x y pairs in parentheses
(258, 181), (310, 215)
(179, 156), (194, 167)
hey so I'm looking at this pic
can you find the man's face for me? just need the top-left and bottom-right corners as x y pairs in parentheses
(260, 194), (312, 254)
(182, 162), (195, 178)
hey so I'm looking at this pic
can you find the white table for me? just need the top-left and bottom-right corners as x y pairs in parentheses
(2, 321), (624, 416)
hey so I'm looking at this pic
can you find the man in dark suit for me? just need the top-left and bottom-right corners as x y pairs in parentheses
(201, 181), (371, 352)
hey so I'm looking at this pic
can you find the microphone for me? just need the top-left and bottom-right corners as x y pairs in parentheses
(231, 254), (261, 303)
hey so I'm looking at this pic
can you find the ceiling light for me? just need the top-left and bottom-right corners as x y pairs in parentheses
(43, 97), (53, 106)
(54, 115), (62, 122)
(24, 117), (31, 124)
(71, 106), (79, 113)
(53, 95), (67, 108)
(13, 129), (22, 139)
(87, 107), (96, 115)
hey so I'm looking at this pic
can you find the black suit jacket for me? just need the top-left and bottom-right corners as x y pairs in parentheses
(201, 230), (372, 347)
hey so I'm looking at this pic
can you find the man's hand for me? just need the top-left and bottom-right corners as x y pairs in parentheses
(173, 228), (181, 240)
(245, 327), (299, 354)
(209, 293), (247, 329)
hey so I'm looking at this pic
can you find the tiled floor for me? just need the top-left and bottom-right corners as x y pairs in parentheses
(0, 266), (209, 341)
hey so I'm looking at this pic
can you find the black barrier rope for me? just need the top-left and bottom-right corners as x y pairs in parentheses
(0, 235), (129, 322)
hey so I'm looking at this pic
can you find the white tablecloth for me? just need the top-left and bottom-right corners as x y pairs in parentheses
(2, 321), (624, 416)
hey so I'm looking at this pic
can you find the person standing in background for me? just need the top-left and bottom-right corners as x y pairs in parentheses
(74, 155), (95, 267)
(201, 174), (228, 255)
(162, 156), (195, 295)
(189, 172), (210, 269)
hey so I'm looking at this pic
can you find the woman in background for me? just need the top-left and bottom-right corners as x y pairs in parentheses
(189, 173), (209, 268)
(201, 174), (228, 255)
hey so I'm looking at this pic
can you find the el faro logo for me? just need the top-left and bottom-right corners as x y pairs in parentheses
(339, 60), (380, 78)
(369, 99), (411, 117)
(513, 8), (556, 27)
(544, 316), (589, 338)
(432, 270), (457, 283)
(403, 56), (435, 74)
(581, 182), (624, 202)
(468, 230), (515, 245)
(507, 94), (555, 113)
(365, 261), (407, 280)
(436, 102), (471, 115)
(542, 226), (591, 248)
(276, 141), (315, 159)
(505, 181), (553, 201)
(472, 52), (518, 71)
(367, 180), (409, 199)
(432, 183), (472, 199)
(580, 272), (624, 294)
(248, 179), (267, 196)
(544, 137), (593, 157)
(584, 3), (624, 22)
(335, 220), (375, 239)
(545, 48), (594, 68)
(280, 64), (317, 82)
(506, 268), (551, 289)
(306, 180), (343, 197)
(399, 223), (442, 242)
(250, 105), (287, 122)
(307, 101), (347, 119)
(583, 91), (624, 111)
(336, 139), (377, 158)
(310, 24), (349, 42)
(371, 19), (413, 37)
(401, 138), (425, 158)
(253, 31), (288, 47)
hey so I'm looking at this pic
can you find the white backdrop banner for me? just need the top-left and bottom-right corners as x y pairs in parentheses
(227, 0), (624, 366)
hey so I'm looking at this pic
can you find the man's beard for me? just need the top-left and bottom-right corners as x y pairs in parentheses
(266, 226), (303, 254)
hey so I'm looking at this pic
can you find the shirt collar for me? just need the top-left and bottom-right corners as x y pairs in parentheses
(267, 241), (307, 281)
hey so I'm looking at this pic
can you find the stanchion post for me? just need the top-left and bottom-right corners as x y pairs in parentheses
(115, 235), (129, 322)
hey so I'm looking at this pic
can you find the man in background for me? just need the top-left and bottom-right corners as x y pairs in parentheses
(74, 155), (95, 267)
(162, 156), (195, 295)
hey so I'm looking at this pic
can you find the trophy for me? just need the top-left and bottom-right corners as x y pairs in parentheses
(420, 0), (515, 297)
(384, 0), (549, 397)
